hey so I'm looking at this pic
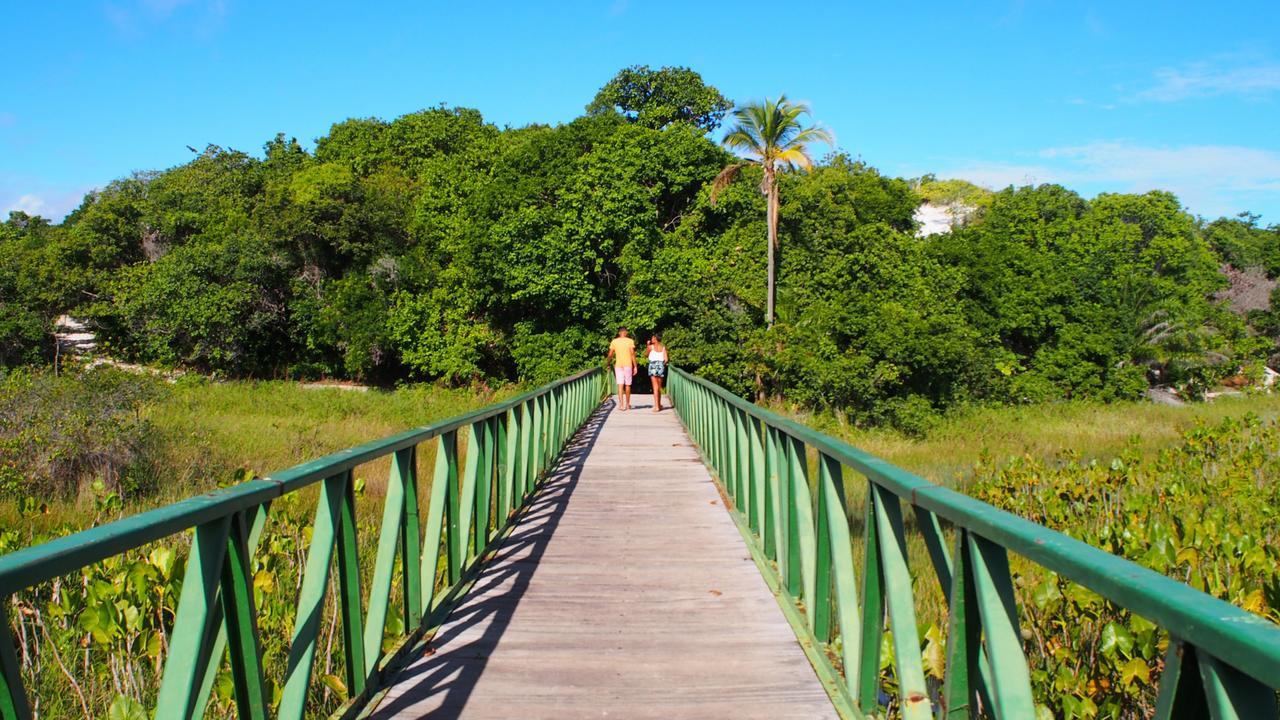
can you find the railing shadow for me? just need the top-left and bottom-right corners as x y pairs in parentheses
(368, 399), (612, 718)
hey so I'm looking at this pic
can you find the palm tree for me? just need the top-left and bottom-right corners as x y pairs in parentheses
(712, 96), (833, 327)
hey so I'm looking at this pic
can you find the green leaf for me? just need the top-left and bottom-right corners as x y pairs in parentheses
(1120, 657), (1151, 687)
(149, 546), (177, 580)
(107, 695), (147, 720)
(1031, 578), (1062, 609)
(125, 560), (155, 598)
(1099, 621), (1134, 658)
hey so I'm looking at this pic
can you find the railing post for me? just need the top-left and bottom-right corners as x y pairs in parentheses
(0, 603), (30, 720)
(784, 436), (807, 600)
(768, 426), (788, 575)
(279, 472), (344, 719)
(420, 432), (456, 616)
(812, 455), (834, 642)
(748, 416), (766, 539)
(545, 389), (554, 467)
(818, 454), (862, 702)
(869, 483), (930, 720)
(458, 423), (483, 571)
(335, 470), (367, 697)
(857, 481), (885, 712)
(943, 528), (981, 719)
(192, 503), (271, 714)
(529, 396), (544, 486)
(964, 534), (1035, 718)
(730, 407), (745, 508)
(472, 419), (494, 558)
(727, 404), (747, 504)
(519, 400), (534, 501)
(220, 509), (269, 720)
(787, 437), (817, 625)
(155, 515), (232, 719)
(365, 447), (415, 676)
(400, 446), (423, 630)
(499, 407), (517, 527)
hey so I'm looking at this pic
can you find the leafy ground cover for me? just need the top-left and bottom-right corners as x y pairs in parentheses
(789, 394), (1280, 718)
(1, 369), (511, 718)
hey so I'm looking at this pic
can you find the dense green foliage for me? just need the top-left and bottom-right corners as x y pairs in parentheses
(0, 369), (161, 498)
(4, 477), (422, 718)
(1203, 212), (1280, 274)
(2, 66), (1279, 432)
(587, 64), (731, 133)
(969, 415), (1280, 718)
(0, 371), (513, 717)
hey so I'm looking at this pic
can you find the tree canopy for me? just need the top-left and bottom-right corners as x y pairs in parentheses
(587, 65), (732, 133)
(3, 67), (1277, 431)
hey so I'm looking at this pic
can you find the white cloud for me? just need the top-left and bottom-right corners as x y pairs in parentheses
(1135, 61), (1280, 102)
(1042, 142), (1280, 192)
(939, 140), (1280, 219)
(1, 186), (94, 222)
(10, 194), (46, 215)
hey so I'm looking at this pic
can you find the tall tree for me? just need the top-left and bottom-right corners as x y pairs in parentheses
(712, 96), (832, 326)
(587, 65), (732, 133)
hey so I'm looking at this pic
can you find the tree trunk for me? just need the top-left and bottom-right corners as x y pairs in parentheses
(765, 167), (778, 327)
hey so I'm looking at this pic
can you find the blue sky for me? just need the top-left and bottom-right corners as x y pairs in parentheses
(3, 1), (1278, 223)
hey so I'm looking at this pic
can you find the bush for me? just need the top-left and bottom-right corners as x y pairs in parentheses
(968, 415), (1280, 718)
(0, 303), (48, 366)
(101, 235), (294, 376)
(0, 368), (163, 498)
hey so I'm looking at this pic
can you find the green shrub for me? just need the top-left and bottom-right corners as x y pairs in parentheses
(968, 415), (1280, 718)
(0, 368), (163, 497)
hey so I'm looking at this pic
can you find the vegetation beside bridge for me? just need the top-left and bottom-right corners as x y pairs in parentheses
(3, 66), (1279, 434)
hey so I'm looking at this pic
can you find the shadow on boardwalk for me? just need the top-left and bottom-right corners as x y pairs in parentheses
(368, 401), (613, 718)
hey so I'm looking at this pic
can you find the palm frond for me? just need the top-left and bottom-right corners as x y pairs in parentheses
(773, 146), (815, 171)
(719, 95), (830, 175)
(722, 128), (764, 157)
(789, 125), (835, 149)
(710, 163), (746, 204)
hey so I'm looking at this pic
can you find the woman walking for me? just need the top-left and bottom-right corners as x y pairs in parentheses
(647, 334), (669, 412)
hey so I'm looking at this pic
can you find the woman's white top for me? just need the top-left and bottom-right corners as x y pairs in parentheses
(649, 347), (667, 361)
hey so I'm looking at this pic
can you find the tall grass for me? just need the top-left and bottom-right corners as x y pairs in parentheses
(0, 373), (513, 548)
(783, 392), (1280, 487)
(1, 373), (517, 719)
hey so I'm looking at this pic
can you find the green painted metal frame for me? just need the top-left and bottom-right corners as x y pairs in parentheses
(668, 368), (1280, 719)
(0, 368), (608, 720)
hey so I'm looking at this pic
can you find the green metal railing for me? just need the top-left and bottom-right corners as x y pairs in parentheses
(669, 368), (1280, 719)
(0, 368), (607, 720)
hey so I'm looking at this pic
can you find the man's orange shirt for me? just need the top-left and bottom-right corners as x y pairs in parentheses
(609, 336), (636, 368)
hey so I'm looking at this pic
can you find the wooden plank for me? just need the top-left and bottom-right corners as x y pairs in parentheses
(370, 395), (838, 719)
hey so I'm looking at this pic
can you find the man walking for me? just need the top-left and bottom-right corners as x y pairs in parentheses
(605, 327), (637, 411)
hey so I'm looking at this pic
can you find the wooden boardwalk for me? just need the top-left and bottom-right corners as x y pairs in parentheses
(368, 394), (838, 719)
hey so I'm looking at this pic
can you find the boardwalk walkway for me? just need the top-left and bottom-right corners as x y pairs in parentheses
(369, 394), (837, 719)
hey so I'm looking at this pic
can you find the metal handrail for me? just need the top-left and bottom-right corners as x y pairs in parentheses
(0, 368), (608, 720)
(669, 367), (1280, 719)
